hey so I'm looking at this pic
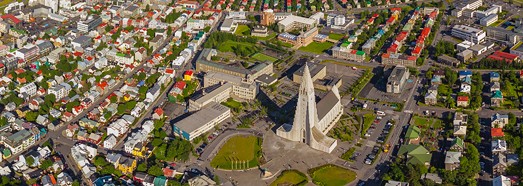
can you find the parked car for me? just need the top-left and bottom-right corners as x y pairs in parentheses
(364, 158), (372, 165)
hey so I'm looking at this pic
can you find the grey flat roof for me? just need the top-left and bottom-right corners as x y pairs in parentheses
(294, 62), (325, 78)
(190, 83), (232, 103)
(174, 102), (230, 133)
(388, 66), (407, 82)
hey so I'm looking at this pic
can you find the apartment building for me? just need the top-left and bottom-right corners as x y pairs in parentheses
(48, 83), (72, 100)
(451, 25), (486, 44)
(386, 66), (410, 93)
(77, 15), (102, 33)
(4, 130), (35, 155)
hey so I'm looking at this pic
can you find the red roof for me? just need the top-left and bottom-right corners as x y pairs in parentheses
(97, 81), (108, 90)
(488, 51), (519, 63)
(165, 68), (174, 74)
(390, 7), (402, 13)
(407, 56), (417, 61)
(457, 96), (469, 102)
(491, 128), (505, 137)
(412, 46), (422, 55)
(429, 10), (437, 19)
(1, 14), (21, 24)
(184, 70), (194, 76)
(421, 27), (431, 38)
(386, 16), (395, 24)
(396, 31), (407, 42)
(382, 53), (390, 58)
(175, 81), (186, 89)
(73, 52), (83, 57)
(155, 108), (164, 115)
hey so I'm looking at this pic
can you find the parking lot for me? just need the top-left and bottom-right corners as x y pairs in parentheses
(352, 113), (395, 169)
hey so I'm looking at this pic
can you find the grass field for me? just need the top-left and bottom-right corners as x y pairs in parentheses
(255, 32), (277, 40)
(251, 53), (277, 62)
(328, 33), (345, 40)
(270, 170), (308, 186)
(217, 40), (258, 53)
(222, 98), (243, 111)
(309, 165), (356, 186)
(234, 25), (251, 36)
(298, 42), (334, 54)
(361, 113), (376, 136)
(210, 135), (262, 170)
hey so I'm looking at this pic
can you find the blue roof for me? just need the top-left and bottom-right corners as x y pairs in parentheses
(459, 70), (472, 76)
(490, 72), (500, 78)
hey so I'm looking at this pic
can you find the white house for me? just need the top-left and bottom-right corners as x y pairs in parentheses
(103, 135), (117, 149)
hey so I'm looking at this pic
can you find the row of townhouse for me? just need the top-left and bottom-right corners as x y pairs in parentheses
(106, 115), (136, 138)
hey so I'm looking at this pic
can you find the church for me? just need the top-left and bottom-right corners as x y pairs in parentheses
(276, 64), (343, 153)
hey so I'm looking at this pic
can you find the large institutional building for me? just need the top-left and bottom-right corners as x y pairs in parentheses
(277, 65), (343, 153)
(451, 25), (486, 44)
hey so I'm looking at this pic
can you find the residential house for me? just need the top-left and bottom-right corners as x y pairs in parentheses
(453, 112), (468, 126)
(146, 84), (161, 101)
(405, 125), (421, 145)
(104, 135), (117, 149)
(79, 118), (99, 129)
(19, 82), (37, 97)
(491, 90), (503, 107)
(492, 175), (514, 186)
(457, 96), (469, 107)
(29, 97), (44, 110)
(490, 72), (500, 82)
(188, 175), (216, 186)
(397, 144), (432, 167)
(152, 108), (164, 120)
(444, 151), (461, 171)
(116, 156), (137, 175)
(491, 113), (509, 128)
(492, 139), (507, 153)
(453, 125), (467, 137)
(491, 128), (505, 138)
(424, 86), (437, 105)
(490, 82), (501, 92)
(492, 153), (507, 176)
(449, 137), (465, 152)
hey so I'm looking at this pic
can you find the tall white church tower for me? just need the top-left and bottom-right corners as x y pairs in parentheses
(277, 64), (339, 153)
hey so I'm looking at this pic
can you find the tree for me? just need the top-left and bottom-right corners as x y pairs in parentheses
(40, 159), (54, 170)
(72, 181), (80, 186)
(137, 163), (148, 172)
(26, 156), (35, 167)
(110, 95), (118, 103)
(147, 165), (163, 176)
(25, 111), (39, 122)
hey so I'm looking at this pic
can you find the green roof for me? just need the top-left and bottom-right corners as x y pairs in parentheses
(450, 137), (464, 149)
(116, 53), (126, 57)
(405, 125), (421, 139)
(492, 90), (503, 99)
(153, 176), (167, 186)
(398, 144), (431, 166)
(2, 149), (11, 157)
(356, 51), (365, 56)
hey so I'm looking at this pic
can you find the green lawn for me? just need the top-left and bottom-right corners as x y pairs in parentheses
(217, 40), (258, 54)
(251, 53), (277, 62)
(328, 33), (345, 40)
(361, 113), (376, 136)
(235, 25), (251, 36)
(210, 135), (262, 170)
(255, 32), (277, 40)
(298, 42), (334, 54)
(507, 26), (515, 31)
(309, 165), (357, 186)
(0, 0), (19, 13)
(270, 170), (308, 186)
(222, 98), (242, 110)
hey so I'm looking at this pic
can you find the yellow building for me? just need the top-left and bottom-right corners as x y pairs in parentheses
(131, 142), (147, 158)
(184, 70), (194, 81)
(117, 156), (137, 175)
